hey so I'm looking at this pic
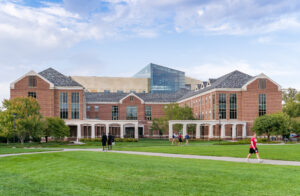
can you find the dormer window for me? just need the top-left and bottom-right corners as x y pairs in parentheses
(130, 96), (134, 101)
(28, 76), (36, 87)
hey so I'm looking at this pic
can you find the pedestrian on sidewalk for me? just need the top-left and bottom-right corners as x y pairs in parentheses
(246, 133), (262, 163)
(185, 134), (190, 145)
(108, 133), (113, 150)
(178, 132), (183, 145)
(101, 133), (108, 151)
(172, 132), (177, 145)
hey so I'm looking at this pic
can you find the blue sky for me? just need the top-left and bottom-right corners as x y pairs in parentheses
(0, 0), (300, 102)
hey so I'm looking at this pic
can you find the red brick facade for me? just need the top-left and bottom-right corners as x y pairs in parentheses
(10, 72), (282, 139)
(10, 74), (84, 120)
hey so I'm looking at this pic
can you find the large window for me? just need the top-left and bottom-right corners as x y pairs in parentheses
(112, 106), (118, 120)
(230, 94), (237, 119)
(28, 92), (36, 98)
(259, 94), (266, 116)
(145, 106), (152, 120)
(71, 92), (79, 119)
(126, 106), (137, 120)
(60, 92), (68, 119)
(212, 95), (215, 120)
(94, 106), (99, 112)
(28, 76), (37, 87)
(218, 93), (226, 119)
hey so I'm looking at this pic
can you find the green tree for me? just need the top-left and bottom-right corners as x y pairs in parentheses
(150, 103), (194, 135)
(252, 112), (291, 140)
(44, 117), (69, 142)
(282, 88), (298, 103)
(0, 97), (42, 144)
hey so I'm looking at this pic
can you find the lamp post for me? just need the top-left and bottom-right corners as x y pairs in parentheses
(13, 113), (17, 143)
(218, 113), (221, 144)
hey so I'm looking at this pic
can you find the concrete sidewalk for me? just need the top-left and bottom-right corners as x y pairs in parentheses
(1, 148), (300, 167)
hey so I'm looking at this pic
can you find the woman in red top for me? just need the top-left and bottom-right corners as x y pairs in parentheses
(246, 133), (262, 163)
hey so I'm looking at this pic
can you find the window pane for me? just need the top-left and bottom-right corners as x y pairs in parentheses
(60, 92), (68, 119)
(126, 106), (137, 120)
(218, 94), (226, 119)
(71, 92), (80, 119)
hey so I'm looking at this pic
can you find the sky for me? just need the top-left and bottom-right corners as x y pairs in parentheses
(0, 0), (300, 103)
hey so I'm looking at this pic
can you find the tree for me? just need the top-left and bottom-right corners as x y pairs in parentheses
(282, 88), (298, 103)
(150, 103), (194, 135)
(0, 97), (43, 144)
(44, 117), (69, 142)
(282, 89), (300, 118)
(252, 112), (291, 140)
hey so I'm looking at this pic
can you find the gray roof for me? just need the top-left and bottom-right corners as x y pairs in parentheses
(85, 88), (189, 103)
(85, 70), (254, 103)
(39, 68), (83, 87)
(178, 70), (253, 101)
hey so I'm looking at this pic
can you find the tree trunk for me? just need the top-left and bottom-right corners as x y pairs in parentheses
(6, 138), (9, 144)
(45, 136), (48, 143)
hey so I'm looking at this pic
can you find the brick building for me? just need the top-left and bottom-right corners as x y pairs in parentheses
(10, 67), (282, 140)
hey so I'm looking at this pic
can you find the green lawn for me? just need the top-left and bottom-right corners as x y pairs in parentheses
(115, 143), (300, 161)
(0, 151), (300, 196)
(0, 147), (62, 155)
(1, 139), (300, 161)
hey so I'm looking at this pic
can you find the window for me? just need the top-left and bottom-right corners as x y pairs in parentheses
(230, 94), (237, 119)
(60, 92), (68, 119)
(212, 94), (215, 119)
(259, 94), (266, 116)
(145, 106), (152, 120)
(130, 96), (134, 101)
(117, 90), (123, 93)
(71, 92), (79, 119)
(28, 76), (37, 87)
(28, 92), (36, 98)
(258, 79), (266, 89)
(126, 106), (137, 120)
(104, 90), (110, 93)
(218, 94), (226, 119)
(87, 106), (91, 111)
(112, 106), (118, 120)
(94, 106), (99, 112)
(130, 90), (136, 93)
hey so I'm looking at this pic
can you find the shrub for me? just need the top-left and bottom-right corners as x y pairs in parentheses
(80, 138), (138, 142)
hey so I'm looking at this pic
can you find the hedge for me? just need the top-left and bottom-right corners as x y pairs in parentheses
(79, 138), (138, 142)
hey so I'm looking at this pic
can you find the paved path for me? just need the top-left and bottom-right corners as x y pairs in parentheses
(1, 148), (300, 167)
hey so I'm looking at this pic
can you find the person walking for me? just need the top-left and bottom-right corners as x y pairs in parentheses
(178, 132), (183, 145)
(246, 133), (262, 163)
(101, 133), (108, 151)
(108, 133), (113, 150)
(172, 132), (177, 145)
(185, 133), (190, 145)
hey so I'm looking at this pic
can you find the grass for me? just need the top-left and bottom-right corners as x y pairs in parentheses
(1, 139), (300, 162)
(0, 151), (300, 196)
(0, 147), (62, 155)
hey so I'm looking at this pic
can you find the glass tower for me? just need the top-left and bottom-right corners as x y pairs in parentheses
(134, 63), (185, 93)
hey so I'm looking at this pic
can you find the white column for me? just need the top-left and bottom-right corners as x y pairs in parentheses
(134, 123), (138, 139)
(209, 124), (214, 139)
(106, 124), (109, 135)
(221, 124), (226, 138)
(169, 122), (173, 139)
(120, 124), (124, 138)
(232, 124), (237, 139)
(183, 124), (187, 136)
(196, 124), (200, 139)
(91, 124), (95, 139)
(242, 123), (247, 138)
(77, 124), (81, 142)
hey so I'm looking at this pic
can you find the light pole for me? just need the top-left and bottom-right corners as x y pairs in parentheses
(218, 113), (221, 144)
(13, 113), (17, 143)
